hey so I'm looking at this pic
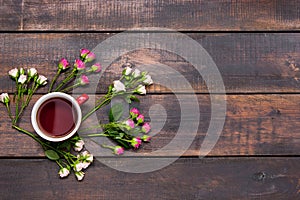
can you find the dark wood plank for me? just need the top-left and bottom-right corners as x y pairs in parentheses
(0, 158), (299, 199)
(1, 33), (300, 94)
(0, 0), (22, 30)
(1, 94), (300, 157)
(6, 0), (297, 31)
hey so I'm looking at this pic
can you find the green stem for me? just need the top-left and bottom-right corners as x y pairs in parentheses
(60, 82), (80, 93)
(13, 84), (21, 124)
(48, 69), (61, 93)
(12, 125), (45, 146)
(5, 103), (13, 121)
(87, 133), (109, 137)
(82, 95), (112, 122)
(54, 69), (77, 92)
(78, 124), (103, 133)
(16, 84), (39, 121)
(56, 160), (64, 169)
(12, 125), (69, 158)
(101, 144), (115, 150)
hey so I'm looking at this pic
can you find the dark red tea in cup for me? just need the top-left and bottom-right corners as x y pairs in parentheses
(36, 97), (78, 138)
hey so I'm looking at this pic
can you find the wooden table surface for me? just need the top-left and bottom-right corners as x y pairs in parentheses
(1, 1), (300, 199)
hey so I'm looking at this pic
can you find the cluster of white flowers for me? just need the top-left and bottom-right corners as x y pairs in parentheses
(1, 67), (48, 124)
(112, 64), (153, 95)
(58, 139), (93, 181)
(8, 67), (47, 86)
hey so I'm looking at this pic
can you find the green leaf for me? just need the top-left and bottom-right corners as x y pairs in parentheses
(109, 103), (123, 122)
(45, 150), (60, 161)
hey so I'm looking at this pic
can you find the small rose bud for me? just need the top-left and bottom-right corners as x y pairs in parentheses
(113, 146), (124, 155)
(86, 153), (93, 163)
(81, 161), (91, 169)
(141, 135), (151, 142)
(122, 67), (132, 76)
(74, 139), (84, 152)
(58, 58), (69, 70)
(0, 93), (10, 104)
(137, 114), (144, 124)
(91, 63), (102, 73)
(8, 68), (19, 78)
(36, 75), (47, 86)
(135, 85), (146, 95)
(81, 150), (89, 157)
(18, 74), (27, 84)
(142, 122), (151, 134)
(78, 75), (89, 86)
(132, 69), (141, 78)
(19, 68), (25, 75)
(130, 108), (140, 119)
(27, 68), (37, 78)
(85, 51), (96, 62)
(74, 162), (84, 172)
(131, 137), (142, 149)
(143, 74), (153, 85)
(75, 171), (85, 181)
(80, 151), (93, 163)
(125, 119), (135, 129)
(80, 49), (90, 59)
(58, 168), (70, 178)
(112, 80), (126, 92)
(74, 59), (85, 70)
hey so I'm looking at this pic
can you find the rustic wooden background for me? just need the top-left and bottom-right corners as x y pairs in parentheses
(0, 0), (300, 199)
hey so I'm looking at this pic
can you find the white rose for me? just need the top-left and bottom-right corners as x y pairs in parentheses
(74, 139), (84, 152)
(81, 161), (91, 169)
(8, 68), (19, 78)
(123, 67), (132, 76)
(27, 68), (37, 77)
(135, 85), (146, 95)
(36, 75), (47, 85)
(74, 162), (84, 172)
(113, 80), (126, 92)
(0, 93), (9, 103)
(143, 75), (153, 85)
(132, 69), (141, 78)
(58, 168), (70, 178)
(75, 171), (85, 181)
(18, 74), (27, 84)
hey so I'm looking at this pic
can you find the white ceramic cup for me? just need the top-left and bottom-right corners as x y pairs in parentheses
(31, 92), (82, 142)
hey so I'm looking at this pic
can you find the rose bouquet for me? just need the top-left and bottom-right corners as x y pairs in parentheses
(0, 49), (153, 181)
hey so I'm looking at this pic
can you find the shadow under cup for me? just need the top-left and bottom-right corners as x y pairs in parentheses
(31, 92), (82, 142)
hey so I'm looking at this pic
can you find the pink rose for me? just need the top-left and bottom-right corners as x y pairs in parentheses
(74, 59), (85, 70)
(114, 146), (124, 155)
(131, 137), (142, 149)
(142, 122), (151, 133)
(91, 63), (102, 73)
(58, 58), (69, 70)
(125, 119), (135, 129)
(79, 75), (89, 85)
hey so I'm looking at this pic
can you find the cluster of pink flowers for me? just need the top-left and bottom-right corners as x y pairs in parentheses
(94, 107), (152, 155)
(49, 49), (102, 93)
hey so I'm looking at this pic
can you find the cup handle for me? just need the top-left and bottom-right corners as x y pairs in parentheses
(76, 94), (89, 106)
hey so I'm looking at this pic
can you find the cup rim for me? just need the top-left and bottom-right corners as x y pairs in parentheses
(31, 92), (82, 142)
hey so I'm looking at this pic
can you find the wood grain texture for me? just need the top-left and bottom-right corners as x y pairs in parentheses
(0, 0), (298, 31)
(1, 33), (300, 94)
(0, 158), (299, 199)
(0, 0), (22, 30)
(1, 94), (300, 157)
